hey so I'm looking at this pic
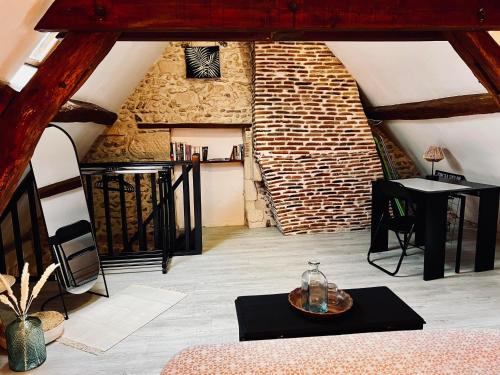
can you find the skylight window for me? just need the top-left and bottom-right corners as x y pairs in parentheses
(10, 64), (37, 91)
(26, 32), (60, 67)
(9, 33), (59, 91)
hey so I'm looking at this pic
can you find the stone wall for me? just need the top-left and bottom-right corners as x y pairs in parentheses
(85, 42), (254, 163)
(84, 42), (272, 251)
(253, 42), (383, 235)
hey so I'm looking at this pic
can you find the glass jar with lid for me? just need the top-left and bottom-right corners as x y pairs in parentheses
(301, 260), (328, 313)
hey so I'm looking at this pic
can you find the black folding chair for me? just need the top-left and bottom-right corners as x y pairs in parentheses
(52, 220), (100, 288)
(368, 181), (417, 276)
(45, 220), (109, 319)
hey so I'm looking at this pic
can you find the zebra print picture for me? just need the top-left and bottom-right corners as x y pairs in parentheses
(185, 46), (221, 79)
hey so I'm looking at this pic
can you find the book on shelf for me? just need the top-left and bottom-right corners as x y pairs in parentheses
(230, 144), (245, 161)
(169, 142), (205, 161)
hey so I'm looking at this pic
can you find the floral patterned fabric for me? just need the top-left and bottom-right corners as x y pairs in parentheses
(162, 329), (500, 375)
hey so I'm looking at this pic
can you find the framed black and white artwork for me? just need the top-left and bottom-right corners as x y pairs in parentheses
(185, 46), (221, 79)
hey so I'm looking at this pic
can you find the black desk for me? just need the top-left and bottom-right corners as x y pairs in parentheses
(235, 286), (425, 341)
(371, 178), (500, 280)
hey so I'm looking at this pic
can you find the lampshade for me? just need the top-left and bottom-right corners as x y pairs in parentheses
(422, 146), (444, 162)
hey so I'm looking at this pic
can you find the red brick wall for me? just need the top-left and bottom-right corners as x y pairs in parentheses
(253, 42), (383, 234)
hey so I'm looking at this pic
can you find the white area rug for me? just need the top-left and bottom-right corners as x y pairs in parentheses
(58, 285), (186, 354)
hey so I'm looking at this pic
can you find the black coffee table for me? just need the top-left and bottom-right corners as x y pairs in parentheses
(235, 286), (425, 341)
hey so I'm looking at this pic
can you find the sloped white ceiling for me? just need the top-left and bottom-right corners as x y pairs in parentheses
(73, 42), (168, 112)
(327, 41), (486, 106)
(388, 114), (500, 184)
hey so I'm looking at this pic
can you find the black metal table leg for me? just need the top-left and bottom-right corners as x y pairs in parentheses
(455, 195), (466, 273)
(414, 195), (426, 247)
(370, 181), (388, 253)
(475, 189), (500, 272)
(423, 193), (448, 280)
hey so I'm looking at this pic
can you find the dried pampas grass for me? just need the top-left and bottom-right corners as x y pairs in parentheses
(0, 273), (20, 315)
(27, 263), (59, 313)
(0, 263), (59, 318)
(20, 263), (30, 314)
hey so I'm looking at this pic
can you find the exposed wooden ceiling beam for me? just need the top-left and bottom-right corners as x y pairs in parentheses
(53, 99), (117, 125)
(447, 31), (500, 99)
(2, 86), (116, 125)
(37, 0), (500, 34)
(0, 32), (119, 215)
(0, 84), (16, 115)
(364, 94), (500, 121)
(57, 30), (449, 42)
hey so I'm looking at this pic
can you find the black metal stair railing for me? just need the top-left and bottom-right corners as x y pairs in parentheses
(79, 157), (202, 274)
(0, 169), (45, 279)
(0, 159), (202, 277)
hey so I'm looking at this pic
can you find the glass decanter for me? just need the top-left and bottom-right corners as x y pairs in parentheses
(301, 260), (328, 313)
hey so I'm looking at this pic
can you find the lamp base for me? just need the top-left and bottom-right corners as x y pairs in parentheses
(426, 174), (439, 181)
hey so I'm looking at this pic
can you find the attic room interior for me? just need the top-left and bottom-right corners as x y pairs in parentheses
(0, 1), (500, 374)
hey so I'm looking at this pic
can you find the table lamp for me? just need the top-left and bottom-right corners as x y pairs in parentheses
(423, 146), (444, 176)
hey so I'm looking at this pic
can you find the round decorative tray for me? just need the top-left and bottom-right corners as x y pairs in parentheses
(288, 287), (353, 318)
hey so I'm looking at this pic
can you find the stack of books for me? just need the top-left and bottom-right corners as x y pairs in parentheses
(170, 142), (208, 161)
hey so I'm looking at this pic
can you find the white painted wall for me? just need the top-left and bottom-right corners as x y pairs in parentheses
(172, 128), (245, 227)
(327, 40), (500, 228)
(50, 123), (106, 160)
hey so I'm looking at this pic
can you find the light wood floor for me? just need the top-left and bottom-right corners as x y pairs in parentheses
(1, 226), (499, 374)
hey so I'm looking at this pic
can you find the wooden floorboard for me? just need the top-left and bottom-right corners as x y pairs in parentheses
(0, 226), (499, 374)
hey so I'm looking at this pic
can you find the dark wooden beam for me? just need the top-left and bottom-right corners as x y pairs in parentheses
(0, 32), (119, 215)
(447, 31), (500, 98)
(0, 84), (16, 115)
(137, 123), (252, 130)
(57, 30), (448, 42)
(2, 87), (117, 126)
(38, 176), (82, 199)
(37, 0), (500, 34)
(364, 94), (500, 120)
(53, 99), (117, 125)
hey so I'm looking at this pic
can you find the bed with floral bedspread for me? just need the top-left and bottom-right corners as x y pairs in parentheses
(162, 329), (500, 374)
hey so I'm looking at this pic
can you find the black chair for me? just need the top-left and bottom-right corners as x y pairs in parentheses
(46, 220), (109, 319)
(368, 181), (417, 276)
(51, 220), (101, 289)
(433, 170), (466, 273)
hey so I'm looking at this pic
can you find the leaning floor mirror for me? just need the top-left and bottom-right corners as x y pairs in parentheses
(30, 125), (108, 318)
